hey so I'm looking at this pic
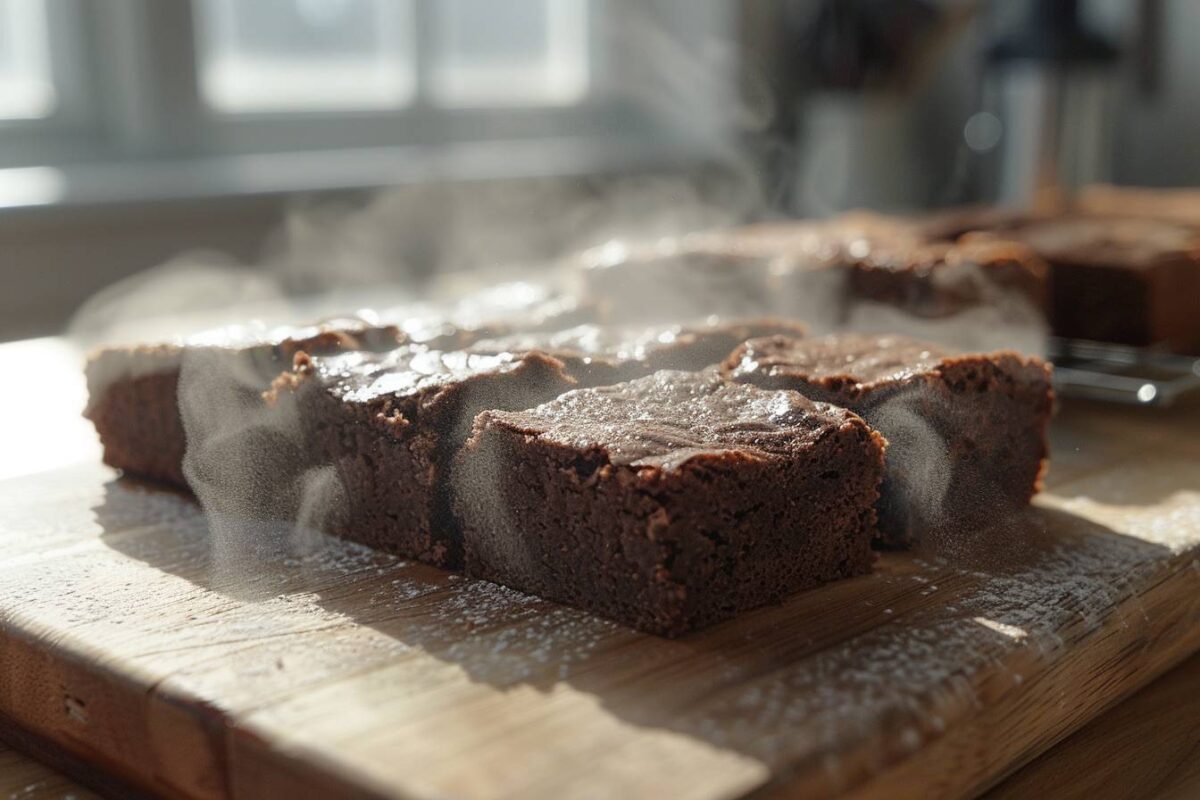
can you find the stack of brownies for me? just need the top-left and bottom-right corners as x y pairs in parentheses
(87, 267), (1055, 635)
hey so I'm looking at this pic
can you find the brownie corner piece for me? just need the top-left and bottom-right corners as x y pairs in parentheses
(723, 333), (1053, 547)
(84, 344), (189, 486)
(453, 370), (884, 636)
(83, 319), (405, 489)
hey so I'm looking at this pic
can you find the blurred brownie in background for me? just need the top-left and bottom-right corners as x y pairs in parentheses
(1075, 184), (1200, 227)
(740, 211), (1047, 320)
(582, 211), (1049, 345)
(999, 216), (1200, 352)
(467, 317), (806, 387)
(839, 232), (1047, 318)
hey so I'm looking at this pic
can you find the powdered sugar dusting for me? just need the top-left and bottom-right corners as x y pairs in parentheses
(665, 503), (1195, 782)
(11, 430), (1198, 798)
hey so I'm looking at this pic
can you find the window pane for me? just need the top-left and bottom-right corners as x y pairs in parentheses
(0, 0), (55, 119)
(430, 0), (589, 108)
(194, 0), (415, 113)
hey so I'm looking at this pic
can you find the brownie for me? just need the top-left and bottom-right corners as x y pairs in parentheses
(466, 318), (807, 387)
(268, 345), (575, 567)
(454, 370), (885, 636)
(996, 216), (1200, 352)
(583, 214), (1048, 344)
(86, 281), (593, 489)
(844, 235), (1047, 318)
(84, 318), (405, 488)
(906, 205), (1042, 242)
(1075, 184), (1200, 227)
(723, 333), (1054, 547)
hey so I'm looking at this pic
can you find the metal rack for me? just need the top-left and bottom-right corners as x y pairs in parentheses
(1049, 338), (1200, 407)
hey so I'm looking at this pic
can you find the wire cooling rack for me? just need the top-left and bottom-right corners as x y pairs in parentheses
(1049, 338), (1200, 407)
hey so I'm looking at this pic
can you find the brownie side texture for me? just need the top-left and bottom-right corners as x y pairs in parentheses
(847, 236), (1048, 318)
(84, 319), (406, 488)
(466, 318), (807, 387)
(454, 370), (885, 636)
(723, 333), (1054, 548)
(998, 216), (1200, 351)
(271, 346), (576, 568)
(1075, 184), (1200, 227)
(85, 348), (189, 487)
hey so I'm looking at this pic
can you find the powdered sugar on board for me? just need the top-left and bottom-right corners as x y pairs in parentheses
(0, 425), (1198, 799)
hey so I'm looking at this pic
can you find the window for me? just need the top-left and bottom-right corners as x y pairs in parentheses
(0, 1), (734, 197)
(429, 0), (589, 108)
(0, 0), (55, 120)
(194, 0), (590, 114)
(195, 0), (416, 113)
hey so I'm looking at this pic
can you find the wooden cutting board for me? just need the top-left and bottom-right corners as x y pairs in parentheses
(1, 339), (1199, 799)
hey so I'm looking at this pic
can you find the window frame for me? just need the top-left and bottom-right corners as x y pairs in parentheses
(181, 0), (649, 157)
(0, 0), (735, 191)
(0, 0), (102, 162)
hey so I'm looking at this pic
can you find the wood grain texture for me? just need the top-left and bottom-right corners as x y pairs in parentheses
(1, 339), (1199, 799)
(988, 651), (1200, 800)
(0, 738), (99, 800)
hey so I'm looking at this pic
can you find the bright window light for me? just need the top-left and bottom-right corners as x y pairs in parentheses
(194, 0), (415, 113)
(429, 0), (589, 108)
(0, 0), (56, 120)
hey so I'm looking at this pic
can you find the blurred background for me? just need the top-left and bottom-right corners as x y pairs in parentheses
(0, 0), (1196, 341)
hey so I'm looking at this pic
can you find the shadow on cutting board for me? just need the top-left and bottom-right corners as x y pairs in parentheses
(92, 475), (1178, 771)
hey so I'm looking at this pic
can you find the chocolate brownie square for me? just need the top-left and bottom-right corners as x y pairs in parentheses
(454, 370), (885, 636)
(845, 236), (1048, 319)
(723, 333), (1053, 547)
(834, 234), (1050, 354)
(1075, 184), (1200, 227)
(84, 318), (405, 488)
(269, 346), (575, 567)
(907, 205), (1040, 242)
(586, 213), (1049, 345)
(999, 216), (1200, 352)
(466, 318), (807, 387)
(738, 214), (1048, 350)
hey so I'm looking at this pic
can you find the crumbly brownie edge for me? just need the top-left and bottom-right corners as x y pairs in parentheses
(85, 370), (188, 488)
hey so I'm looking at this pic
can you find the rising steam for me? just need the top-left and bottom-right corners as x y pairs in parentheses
(70, 4), (1049, 577)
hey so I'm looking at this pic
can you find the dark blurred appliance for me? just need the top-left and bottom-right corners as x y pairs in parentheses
(982, 0), (1120, 209)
